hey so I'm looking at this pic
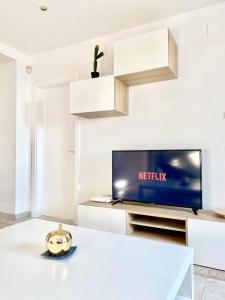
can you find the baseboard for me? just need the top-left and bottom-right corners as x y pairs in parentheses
(15, 211), (31, 220)
(0, 211), (31, 221)
(39, 215), (75, 225)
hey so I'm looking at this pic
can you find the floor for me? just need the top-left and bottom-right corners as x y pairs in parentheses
(0, 215), (74, 229)
(194, 265), (225, 300)
(0, 216), (224, 299)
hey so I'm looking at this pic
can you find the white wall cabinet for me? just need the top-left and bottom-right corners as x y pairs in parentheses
(188, 219), (225, 270)
(114, 28), (178, 86)
(70, 29), (177, 119)
(78, 204), (127, 235)
(70, 75), (128, 118)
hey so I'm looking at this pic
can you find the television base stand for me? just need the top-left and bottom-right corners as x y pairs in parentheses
(192, 208), (198, 216)
(111, 199), (123, 205)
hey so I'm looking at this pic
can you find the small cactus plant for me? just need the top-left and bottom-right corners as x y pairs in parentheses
(91, 45), (104, 78)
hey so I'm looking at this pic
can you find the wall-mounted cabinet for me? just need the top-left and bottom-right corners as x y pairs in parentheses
(114, 28), (178, 86)
(70, 28), (177, 119)
(70, 75), (128, 119)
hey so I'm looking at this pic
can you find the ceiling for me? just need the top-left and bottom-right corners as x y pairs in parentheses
(0, 53), (13, 65)
(0, 0), (224, 55)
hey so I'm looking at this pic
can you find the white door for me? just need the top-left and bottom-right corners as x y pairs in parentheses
(42, 85), (75, 221)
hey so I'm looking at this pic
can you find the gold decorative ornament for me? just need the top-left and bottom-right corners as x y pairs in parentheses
(46, 224), (72, 256)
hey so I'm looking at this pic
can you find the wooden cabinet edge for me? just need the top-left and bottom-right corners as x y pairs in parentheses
(71, 110), (128, 119)
(185, 220), (188, 246)
(168, 30), (178, 78)
(114, 78), (129, 115)
(115, 66), (177, 86)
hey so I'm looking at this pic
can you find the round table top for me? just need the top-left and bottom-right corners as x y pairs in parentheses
(214, 208), (225, 218)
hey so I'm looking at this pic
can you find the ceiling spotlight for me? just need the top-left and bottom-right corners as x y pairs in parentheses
(39, 5), (48, 12)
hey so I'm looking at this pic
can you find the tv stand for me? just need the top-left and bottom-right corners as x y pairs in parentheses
(192, 208), (198, 216)
(78, 201), (225, 248)
(111, 199), (123, 205)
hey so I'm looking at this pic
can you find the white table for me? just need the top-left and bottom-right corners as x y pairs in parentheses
(0, 219), (193, 300)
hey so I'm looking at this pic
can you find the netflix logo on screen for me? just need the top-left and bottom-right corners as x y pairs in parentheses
(138, 172), (167, 182)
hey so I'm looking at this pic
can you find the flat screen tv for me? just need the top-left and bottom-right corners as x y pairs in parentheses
(112, 150), (202, 213)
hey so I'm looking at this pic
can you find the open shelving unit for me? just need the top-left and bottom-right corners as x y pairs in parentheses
(127, 212), (187, 245)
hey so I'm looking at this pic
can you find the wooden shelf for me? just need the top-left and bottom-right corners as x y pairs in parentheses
(115, 66), (177, 87)
(128, 213), (186, 245)
(129, 227), (186, 246)
(129, 215), (186, 232)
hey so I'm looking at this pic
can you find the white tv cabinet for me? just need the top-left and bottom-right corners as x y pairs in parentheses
(78, 201), (225, 270)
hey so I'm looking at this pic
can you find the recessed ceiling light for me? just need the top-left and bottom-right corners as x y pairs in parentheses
(39, 5), (48, 12)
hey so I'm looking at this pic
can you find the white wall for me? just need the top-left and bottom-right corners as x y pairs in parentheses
(0, 60), (16, 214)
(15, 59), (32, 214)
(0, 43), (32, 215)
(32, 2), (225, 209)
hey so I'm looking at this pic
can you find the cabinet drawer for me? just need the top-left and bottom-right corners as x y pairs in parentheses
(188, 219), (225, 270)
(78, 204), (126, 235)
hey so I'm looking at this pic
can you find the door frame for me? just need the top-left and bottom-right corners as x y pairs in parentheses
(31, 83), (81, 223)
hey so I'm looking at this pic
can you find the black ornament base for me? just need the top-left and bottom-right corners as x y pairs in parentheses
(41, 246), (77, 260)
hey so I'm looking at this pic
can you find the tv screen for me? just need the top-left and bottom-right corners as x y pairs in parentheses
(112, 150), (202, 209)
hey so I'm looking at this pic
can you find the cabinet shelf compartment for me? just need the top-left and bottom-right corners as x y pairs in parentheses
(129, 215), (186, 232)
(129, 225), (186, 245)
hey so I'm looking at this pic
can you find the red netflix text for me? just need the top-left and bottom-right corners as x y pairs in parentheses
(138, 172), (167, 182)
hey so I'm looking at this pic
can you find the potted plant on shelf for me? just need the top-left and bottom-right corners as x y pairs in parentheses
(91, 45), (104, 78)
